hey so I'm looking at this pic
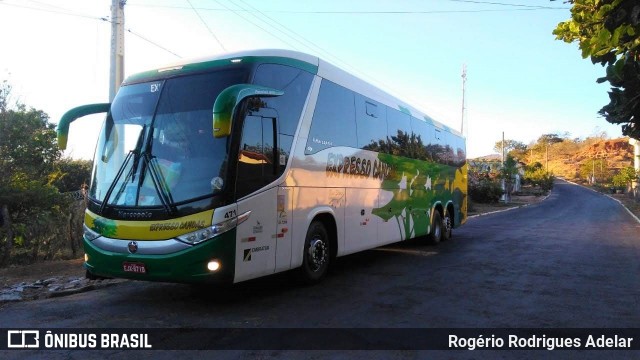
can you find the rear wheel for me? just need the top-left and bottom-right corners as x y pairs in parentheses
(298, 221), (330, 284)
(442, 212), (453, 241)
(428, 211), (443, 245)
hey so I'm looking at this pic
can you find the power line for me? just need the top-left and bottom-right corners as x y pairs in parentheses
(232, 0), (394, 92)
(241, 8), (568, 14)
(234, 0), (326, 54)
(186, 0), (226, 51)
(127, 2), (569, 13)
(213, 0), (401, 94)
(126, 29), (182, 58)
(447, 0), (566, 9)
(26, 0), (78, 13)
(211, 0), (302, 51)
(0, 1), (181, 58)
(223, 1), (432, 116)
(0, 2), (105, 20)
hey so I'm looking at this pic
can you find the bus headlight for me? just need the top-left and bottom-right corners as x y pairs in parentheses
(176, 211), (250, 245)
(83, 224), (101, 241)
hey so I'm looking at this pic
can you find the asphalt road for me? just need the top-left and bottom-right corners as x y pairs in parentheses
(2, 180), (640, 359)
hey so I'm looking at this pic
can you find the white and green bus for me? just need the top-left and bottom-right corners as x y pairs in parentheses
(58, 49), (467, 284)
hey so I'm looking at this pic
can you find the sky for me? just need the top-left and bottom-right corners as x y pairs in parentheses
(0, 0), (624, 159)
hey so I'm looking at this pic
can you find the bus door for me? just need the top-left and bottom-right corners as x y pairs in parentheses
(234, 107), (281, 282)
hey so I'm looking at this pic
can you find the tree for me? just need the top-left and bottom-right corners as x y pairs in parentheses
(500, 154), (519, 203)
(493, 139), (527, 157)
(553, 0), (640, 139)
(50, 159), (93, 193)
(0, 82), (64, 265)
(495, 139), (528, 161)
(537, 133), (564, 145)
(612, 166), (638, 191)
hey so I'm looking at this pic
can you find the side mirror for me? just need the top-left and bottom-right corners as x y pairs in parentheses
(213, 84), (283, 138)
(57, 103), (110, 150)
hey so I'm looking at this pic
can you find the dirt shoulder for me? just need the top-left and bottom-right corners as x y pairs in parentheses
(468, 193), (548, 218)
(0, 258), (124, 304)
(0, 258), (85, 288)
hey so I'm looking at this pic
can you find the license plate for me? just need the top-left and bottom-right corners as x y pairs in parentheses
(123, 262), (147, 274)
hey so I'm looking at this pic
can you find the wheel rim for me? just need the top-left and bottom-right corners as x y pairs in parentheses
(307, 236), (327, 272)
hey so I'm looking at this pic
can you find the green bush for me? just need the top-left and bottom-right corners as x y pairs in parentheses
(525, 168), (554, 192)
(612, 167), (638, 190)
(469, 177), (503, 203)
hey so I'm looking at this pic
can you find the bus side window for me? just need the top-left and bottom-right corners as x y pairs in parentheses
(457, 137), (467, 166)
(356, 95), (387, 151)
(386, 109), (412, 157)
(306, 80), (356, 154)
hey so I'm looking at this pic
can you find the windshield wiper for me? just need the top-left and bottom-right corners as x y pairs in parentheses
(99, 150), (135, 214)
(143, 152), (176, 215)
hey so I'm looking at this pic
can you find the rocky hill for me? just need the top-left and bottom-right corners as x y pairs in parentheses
(471, 137), (635, 184)
(544, 137), (633, 182)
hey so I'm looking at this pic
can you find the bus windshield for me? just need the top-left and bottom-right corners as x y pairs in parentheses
(89, 69), (248, 208)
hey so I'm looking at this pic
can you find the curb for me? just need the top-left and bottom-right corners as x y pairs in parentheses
(564, 179), (640, 225)
(468, 192), (551, 219)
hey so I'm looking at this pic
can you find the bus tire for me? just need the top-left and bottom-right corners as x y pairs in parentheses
(428, 211), (443, 245)
(298, 221), (330, 284)
(442, 212), (452, 241)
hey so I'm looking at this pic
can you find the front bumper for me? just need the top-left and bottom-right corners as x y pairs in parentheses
(83, 230), (236, 284)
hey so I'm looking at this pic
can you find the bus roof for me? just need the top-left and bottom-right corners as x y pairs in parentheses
(124, 49), (461, 137)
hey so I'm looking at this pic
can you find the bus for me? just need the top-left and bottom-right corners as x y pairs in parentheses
(57, 49), (467, 285)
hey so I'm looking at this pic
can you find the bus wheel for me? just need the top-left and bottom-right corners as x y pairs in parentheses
(442, 212), (452, 241)
(428, 211), (443, 245)
(299, 221), (330, 284)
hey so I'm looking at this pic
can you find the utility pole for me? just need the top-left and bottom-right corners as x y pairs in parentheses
(501, 131), (505, 165)
(501, 131), (507, 204)
(109, 0), (126, 102)
(461, 64), (467, 134)
(545, 143), (549, 172)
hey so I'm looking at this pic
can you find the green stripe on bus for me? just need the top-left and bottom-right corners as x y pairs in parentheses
(124, 56), (318, 85)
(398, 105), (411, 115)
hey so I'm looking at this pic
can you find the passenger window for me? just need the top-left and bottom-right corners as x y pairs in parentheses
(356, 95), (387, 150)
(386, 109), (413, 157)
(442, 132), (455, 165)
(455, 136), (467, 166)
(409, 116), (430, 161)
(306, 80), (357, 154)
